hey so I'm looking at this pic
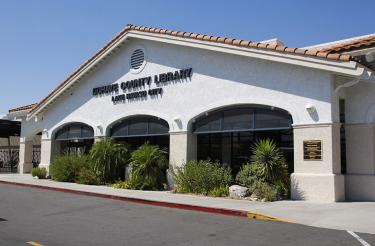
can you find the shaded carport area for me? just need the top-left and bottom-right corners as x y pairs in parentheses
(0, 119), (21, 173)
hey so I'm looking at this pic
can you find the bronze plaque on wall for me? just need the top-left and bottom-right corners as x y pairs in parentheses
(303, 140), (322, 160)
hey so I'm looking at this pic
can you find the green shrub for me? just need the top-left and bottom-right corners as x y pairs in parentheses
(111, 180), (132, 189)
(250, 181), (279, 202)
(31, 167), (47, 179)
(49, 154), (87, 182)
(129, 142), (168, 190)
(172, 160), (232, 195)
(77, 165), (101, 185)
(208, 186), (229, 197)
(234, 139), (290, 201)
(235, 164), (258, 188)
(89, 138), (130, 183)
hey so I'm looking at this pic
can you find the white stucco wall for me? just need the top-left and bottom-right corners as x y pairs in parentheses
(343, 82), (375, 200)
(18, 37), (355, 201)
(22, 38), (335, 139)
(346, 82), (375, 124)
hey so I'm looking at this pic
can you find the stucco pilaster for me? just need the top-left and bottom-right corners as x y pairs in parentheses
(39, 139), (59, 171)
(169, 131), (197, 168)
(291, 123), (345, 202)
(345, 123), (375, 201)
(345, 123), (375, 175)
(18, 140), (33, 174)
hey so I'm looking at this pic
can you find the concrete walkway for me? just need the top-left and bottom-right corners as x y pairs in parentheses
(0, 174), (374, 234)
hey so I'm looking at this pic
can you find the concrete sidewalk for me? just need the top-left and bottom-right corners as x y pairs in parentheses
(0, 174), (374, 234)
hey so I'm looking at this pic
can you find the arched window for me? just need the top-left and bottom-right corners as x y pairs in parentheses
(194, 105), (293, 175)
(110, 116), (169, 138)
(194, 106), (292, 134)
(55, 123), (94, 140)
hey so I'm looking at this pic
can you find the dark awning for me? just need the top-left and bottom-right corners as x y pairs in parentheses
(0, 119), (21, 138)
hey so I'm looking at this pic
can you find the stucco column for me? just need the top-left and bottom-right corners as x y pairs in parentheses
(168, 131), (197, 188)
(291, 123), (345, 202)
(18, 139), (33, 173)
(345, 123), (375, 201)
(39, 139), (59, 172)
(169, 131), (197, 168)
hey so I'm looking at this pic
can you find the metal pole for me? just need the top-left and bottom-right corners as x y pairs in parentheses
(8, 136), (11, 171)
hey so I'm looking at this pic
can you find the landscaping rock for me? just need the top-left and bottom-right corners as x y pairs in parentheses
(229, 185), (248, 199)
(248, 193), (258, 201)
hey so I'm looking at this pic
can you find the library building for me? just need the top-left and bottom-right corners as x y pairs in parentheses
(2, 25), (375, 202)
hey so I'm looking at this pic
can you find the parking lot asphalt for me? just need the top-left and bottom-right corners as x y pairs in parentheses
(0, 183), (374, 246)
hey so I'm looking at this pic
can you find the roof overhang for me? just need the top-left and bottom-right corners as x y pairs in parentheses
(26, 28), (375, 120)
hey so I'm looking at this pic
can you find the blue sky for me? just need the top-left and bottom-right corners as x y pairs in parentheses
(0, 0), (374, 115)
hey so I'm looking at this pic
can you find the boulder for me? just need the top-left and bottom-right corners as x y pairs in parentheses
(249, 193), (258, 201)
(229, 185), (248, 199)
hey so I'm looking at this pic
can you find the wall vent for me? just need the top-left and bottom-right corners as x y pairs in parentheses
(130, 49), (145, 70)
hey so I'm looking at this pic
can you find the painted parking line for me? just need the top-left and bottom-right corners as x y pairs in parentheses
(26, 241), (44, 246)
(347, 231), (372, 246)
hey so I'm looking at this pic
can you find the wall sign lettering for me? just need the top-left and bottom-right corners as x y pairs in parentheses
(92, 68), (193, 103)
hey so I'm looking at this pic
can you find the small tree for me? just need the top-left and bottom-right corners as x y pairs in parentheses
(236, 139), (290, 200)
(89, 138), (130, 183)
(129, 142), (168, 190)
(250, 139), (288, 185)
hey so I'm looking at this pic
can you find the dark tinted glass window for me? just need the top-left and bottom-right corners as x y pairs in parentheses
(69, 125), (82, 139)
(55, 123), (94, 140)
(194, 106), (291, 133)
(110, 116), (169, 137)
(82, 126), (94, 138)
(254, 109), (291, 129)
(149, 118), (169, 135)
(128, 118), (148, 136)
(223, 108), (253, 131)
(194, 114), (221, 133)
(55, 127), (68, 140)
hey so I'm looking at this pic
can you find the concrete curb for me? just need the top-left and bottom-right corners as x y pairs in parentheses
(0, 180), (291, 223)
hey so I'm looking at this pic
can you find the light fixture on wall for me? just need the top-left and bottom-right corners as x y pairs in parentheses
(42, 129), (48, 138)
(305, 104), (316, 113)
(96, 124), (103, 135)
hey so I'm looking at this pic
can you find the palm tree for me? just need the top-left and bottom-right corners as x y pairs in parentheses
(129, 142), (168, 190)
(89, 138), (130, 183)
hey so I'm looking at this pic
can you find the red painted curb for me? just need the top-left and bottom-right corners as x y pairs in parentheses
(0, 180), (249, 218)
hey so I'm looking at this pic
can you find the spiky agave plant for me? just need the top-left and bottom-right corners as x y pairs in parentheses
(89, 138), (130, 183)
(250, 139), (288, 185)
(129, 142), (168, 190)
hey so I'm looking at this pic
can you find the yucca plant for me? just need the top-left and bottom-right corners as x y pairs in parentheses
(250, 139), (288, 185)
(89, 138), (130, 183)
(129, 142), (168, 190)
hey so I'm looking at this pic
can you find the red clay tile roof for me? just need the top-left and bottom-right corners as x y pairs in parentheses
(127, 24), (355, 62)
(9, 103), (37, 113)
(317, 34), (375, 54)
(28, 24), (360, 116)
